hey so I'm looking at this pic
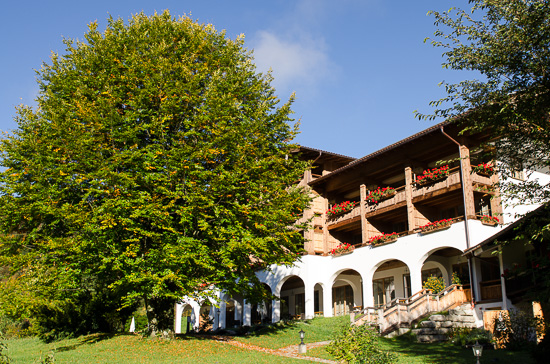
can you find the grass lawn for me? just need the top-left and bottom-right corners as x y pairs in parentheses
(232, 315), (349, 349)
(4, 316), (537, 363)
(5, 334), (307, 364)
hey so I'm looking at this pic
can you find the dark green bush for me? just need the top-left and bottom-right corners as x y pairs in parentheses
(34, 289), (137, 342)
(492, 309), (543, 351)
(448, 327), (493, 346)
(327, 324), (397, 364)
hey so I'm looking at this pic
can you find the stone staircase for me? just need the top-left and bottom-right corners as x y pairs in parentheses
(353, 285), (471, 338)
(412, 304), (477, 342)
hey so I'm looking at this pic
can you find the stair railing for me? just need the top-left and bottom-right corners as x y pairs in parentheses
(353, 285), (469, 333)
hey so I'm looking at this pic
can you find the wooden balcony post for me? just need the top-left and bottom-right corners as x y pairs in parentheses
(459, 146), (475, 218)
(404, 167), (416, 231)
(490, 166), (504, 223)
(360, 184), (368, 244)
(322, 197), (329, 255)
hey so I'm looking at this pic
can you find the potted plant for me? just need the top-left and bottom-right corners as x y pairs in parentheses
(472, 163), (495, 176)
(480, 215), (499, 226)
(416, 165), (450, 186)
(330, 243), (355, 256)
(366, 232), (398, 246)
(365, 187), (396, 204)
(419, 218), (453, 234)
(326, 201), (357, 217)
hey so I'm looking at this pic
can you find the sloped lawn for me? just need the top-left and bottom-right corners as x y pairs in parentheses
(5, 316), (536, 363)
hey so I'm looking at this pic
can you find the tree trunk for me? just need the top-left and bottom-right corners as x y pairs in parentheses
(144, 295), (176, 338)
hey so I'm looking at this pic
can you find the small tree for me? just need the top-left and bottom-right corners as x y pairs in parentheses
(327, 324), (397, 364)
(0, 11), (310, 336)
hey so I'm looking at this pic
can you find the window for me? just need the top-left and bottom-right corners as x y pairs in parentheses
(295, 293), (305, 317)
(403, 274), (412, 298)
(373, 277), (395, 307)
(510, 160), (525, 180)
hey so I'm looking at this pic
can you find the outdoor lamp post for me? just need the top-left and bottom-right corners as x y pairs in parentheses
(298, 329), (306, 354)
(472, 340), (483, 364)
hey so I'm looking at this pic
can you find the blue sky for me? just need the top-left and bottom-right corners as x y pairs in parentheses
(1, 0), (473, 158)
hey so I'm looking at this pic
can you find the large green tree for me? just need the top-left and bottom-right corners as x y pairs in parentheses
(0, 12), (310, 336)
(418, 0), (550, 205)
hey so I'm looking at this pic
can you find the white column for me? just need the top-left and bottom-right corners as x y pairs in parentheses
(305, 283), (315, 319)
(498, 249), (508, 310)
(410, 265), (423, 294)
(174, 302), (183, 334)
(191, 302), (200, 330)
(219, 301), (227, 329)
(272, 299), (281, 323)
(471, 257), (482, 302)
(243, 300), (252, 326)
(235, 300), (242, 325)
(322, 283), (333, 317)
(363, 277), (374, 307)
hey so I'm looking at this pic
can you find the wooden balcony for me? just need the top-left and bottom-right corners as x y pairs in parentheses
(327, 204), (361, 230)
(317, 165), (497, 243)
(365, 186), (407, 218)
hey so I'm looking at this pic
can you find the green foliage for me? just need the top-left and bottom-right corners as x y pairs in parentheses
(492, 309), (544, 351)
(33, 289), (137, 342)
(418, 0), (550, 205)
(451, 271), (461, 285)
(422, 276), (446, 294)
(0, 332), (11, 364)
(448, 327), (493, 347)
(326, 324), (397, 364)
(0, 11), (310, 335)
(34, 351), (56, 364)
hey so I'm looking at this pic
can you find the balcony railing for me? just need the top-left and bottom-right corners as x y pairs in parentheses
(479, 279), (502, 301)
(326, 203), (361, 227)
(365, 185), (406, 214)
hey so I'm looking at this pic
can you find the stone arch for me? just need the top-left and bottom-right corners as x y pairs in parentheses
(369, 258), (412, 307)
(418, 246), (464, 287)
(199, 301), (213, 332)
(313, 282), (325, 316)
(331, 269), (363, 316)
(251, 283), (273, 324)
(224, 298), (238, 328)
(277, 275), (305, 319)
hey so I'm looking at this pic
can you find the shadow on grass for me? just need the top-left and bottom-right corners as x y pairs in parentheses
(55, 332), (119, 352)
(179, 319), (304, 340)
(380, 335), (535, 364)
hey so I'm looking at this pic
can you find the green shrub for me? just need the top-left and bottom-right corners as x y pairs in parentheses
(0, 332), (11, 364)
(492, 309), (544, 351)
(423, 276), (446, 294)
(326, 324), (397, 364)
(448, 327), (493, 346)
(451, 272), (462, 285)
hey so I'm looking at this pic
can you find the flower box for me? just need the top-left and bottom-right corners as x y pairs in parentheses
(366, 232), (398, 247)
(480, 215), (499, 226)
(419, 219), (453, 234)
(330, 243), (355, 256)
(472, 163), (495, 177)
(365, 187), (396, 204)
(415, 165), (450, 186)
(332, 250), (354, 257)
(327, 201), (357, 217)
